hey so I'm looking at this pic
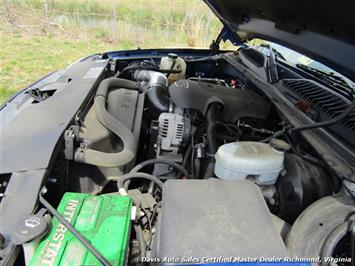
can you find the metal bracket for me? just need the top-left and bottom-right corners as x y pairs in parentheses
(210, 25), (242, 53)
(64, 125), (80, 160)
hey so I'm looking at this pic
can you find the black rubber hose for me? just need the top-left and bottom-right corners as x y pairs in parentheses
(117, 172), (164, 191)
(39, 187), (111, 266)
(74, 78), (139, 167)
(182, 144), (193, 169)
(134, 70), (170, 114)
(204, 103), (223, 178)
(181, 126), (200, 174)
(206, 103), (222, 155)
(289, 99), (355, 134)
(146, 86), (170, 113)
(130, 158), (190, 178)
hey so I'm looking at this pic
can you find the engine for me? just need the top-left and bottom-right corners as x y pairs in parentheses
(21, 54), (342, 266)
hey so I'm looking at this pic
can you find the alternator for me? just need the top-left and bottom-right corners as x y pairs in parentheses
(157, 112), (191, 158)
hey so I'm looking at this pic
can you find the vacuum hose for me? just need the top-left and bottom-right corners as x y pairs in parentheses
(130, 158), (190, 178)
(74, 78), (139, 167)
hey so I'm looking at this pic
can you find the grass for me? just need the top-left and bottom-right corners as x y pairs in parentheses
(6, 0), (222, 47)
(0, 0), (233, 103)
(0, 35), (117, 103)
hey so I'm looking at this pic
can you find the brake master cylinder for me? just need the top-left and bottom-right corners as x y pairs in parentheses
(214, 141), (285, 185)
(30, 193), (132, 266)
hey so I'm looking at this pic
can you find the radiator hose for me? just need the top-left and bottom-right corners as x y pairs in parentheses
(204, 103), (223, 178)
(74, 78), (139, 167)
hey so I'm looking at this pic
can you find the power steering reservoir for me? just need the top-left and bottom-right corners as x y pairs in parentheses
(214, 141), (285, 185)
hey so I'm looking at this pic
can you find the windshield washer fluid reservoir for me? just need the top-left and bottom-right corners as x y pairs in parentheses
(214, 141), (284, 185)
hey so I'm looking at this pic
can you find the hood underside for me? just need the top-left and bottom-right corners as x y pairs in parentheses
(204, 0), (355, 80)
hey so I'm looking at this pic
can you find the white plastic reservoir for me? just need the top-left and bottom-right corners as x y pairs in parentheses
(160, 53), (186, 84)
(214, 141), (284, 185)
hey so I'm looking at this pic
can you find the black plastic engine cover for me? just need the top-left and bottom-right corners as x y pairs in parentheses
(169, 79), (271, 122)
(152, 180), (288, 264)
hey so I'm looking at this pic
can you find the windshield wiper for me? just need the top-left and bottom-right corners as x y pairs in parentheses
(267, 46), (279, 83)
(296, 63), (354, 96)
(260, 44), (286, 61)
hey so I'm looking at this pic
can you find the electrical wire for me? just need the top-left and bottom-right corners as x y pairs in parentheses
(150, 202), (162, 227)
(289, 99), (355, 134)
(130, 158), (190, 178)
(141, 208), (153, 250)
(117, 172), (164, 191)
(261, 127), (289, 142)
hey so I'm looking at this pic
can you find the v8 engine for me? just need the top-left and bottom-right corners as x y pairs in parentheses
(2, 52), (352, 266)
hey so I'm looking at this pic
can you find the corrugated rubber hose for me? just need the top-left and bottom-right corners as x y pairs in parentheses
(74, 78), (139, 167)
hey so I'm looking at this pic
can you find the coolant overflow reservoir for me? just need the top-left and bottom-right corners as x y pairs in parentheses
(160, 53), (186, 84)
(214, 141), (284, 185)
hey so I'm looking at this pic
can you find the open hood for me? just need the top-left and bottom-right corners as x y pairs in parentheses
(204, 0), (355, 80)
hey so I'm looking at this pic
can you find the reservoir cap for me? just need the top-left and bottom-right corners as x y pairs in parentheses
(10, 210), (49, 245)
(269, 138), (291, 152)
(168, 53), (178, 59)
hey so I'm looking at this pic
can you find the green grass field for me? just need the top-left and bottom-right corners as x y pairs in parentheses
(0, 0), (227, 104)
(0, 35), (119, 103)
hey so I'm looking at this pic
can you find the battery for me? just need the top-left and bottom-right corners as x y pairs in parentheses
(30, 192), (132, 266)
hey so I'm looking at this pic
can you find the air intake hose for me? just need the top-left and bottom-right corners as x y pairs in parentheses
(74, 78), (139, 167)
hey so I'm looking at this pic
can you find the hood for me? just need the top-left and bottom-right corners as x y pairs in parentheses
(204, 0), (355, 80)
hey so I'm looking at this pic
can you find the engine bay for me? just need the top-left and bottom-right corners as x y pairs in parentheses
(1, 50), (354, 265)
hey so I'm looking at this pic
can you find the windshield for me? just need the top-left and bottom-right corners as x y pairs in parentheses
(248, 39), (355, 91)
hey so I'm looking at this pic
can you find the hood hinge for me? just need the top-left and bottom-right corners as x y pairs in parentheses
(209, 25), (242, 53)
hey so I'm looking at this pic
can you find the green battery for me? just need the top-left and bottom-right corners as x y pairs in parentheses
(30, 192), (132, 266)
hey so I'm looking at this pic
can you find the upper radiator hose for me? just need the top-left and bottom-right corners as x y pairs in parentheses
(134, 70), (170, 113)
(74, 78), (139, 167)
